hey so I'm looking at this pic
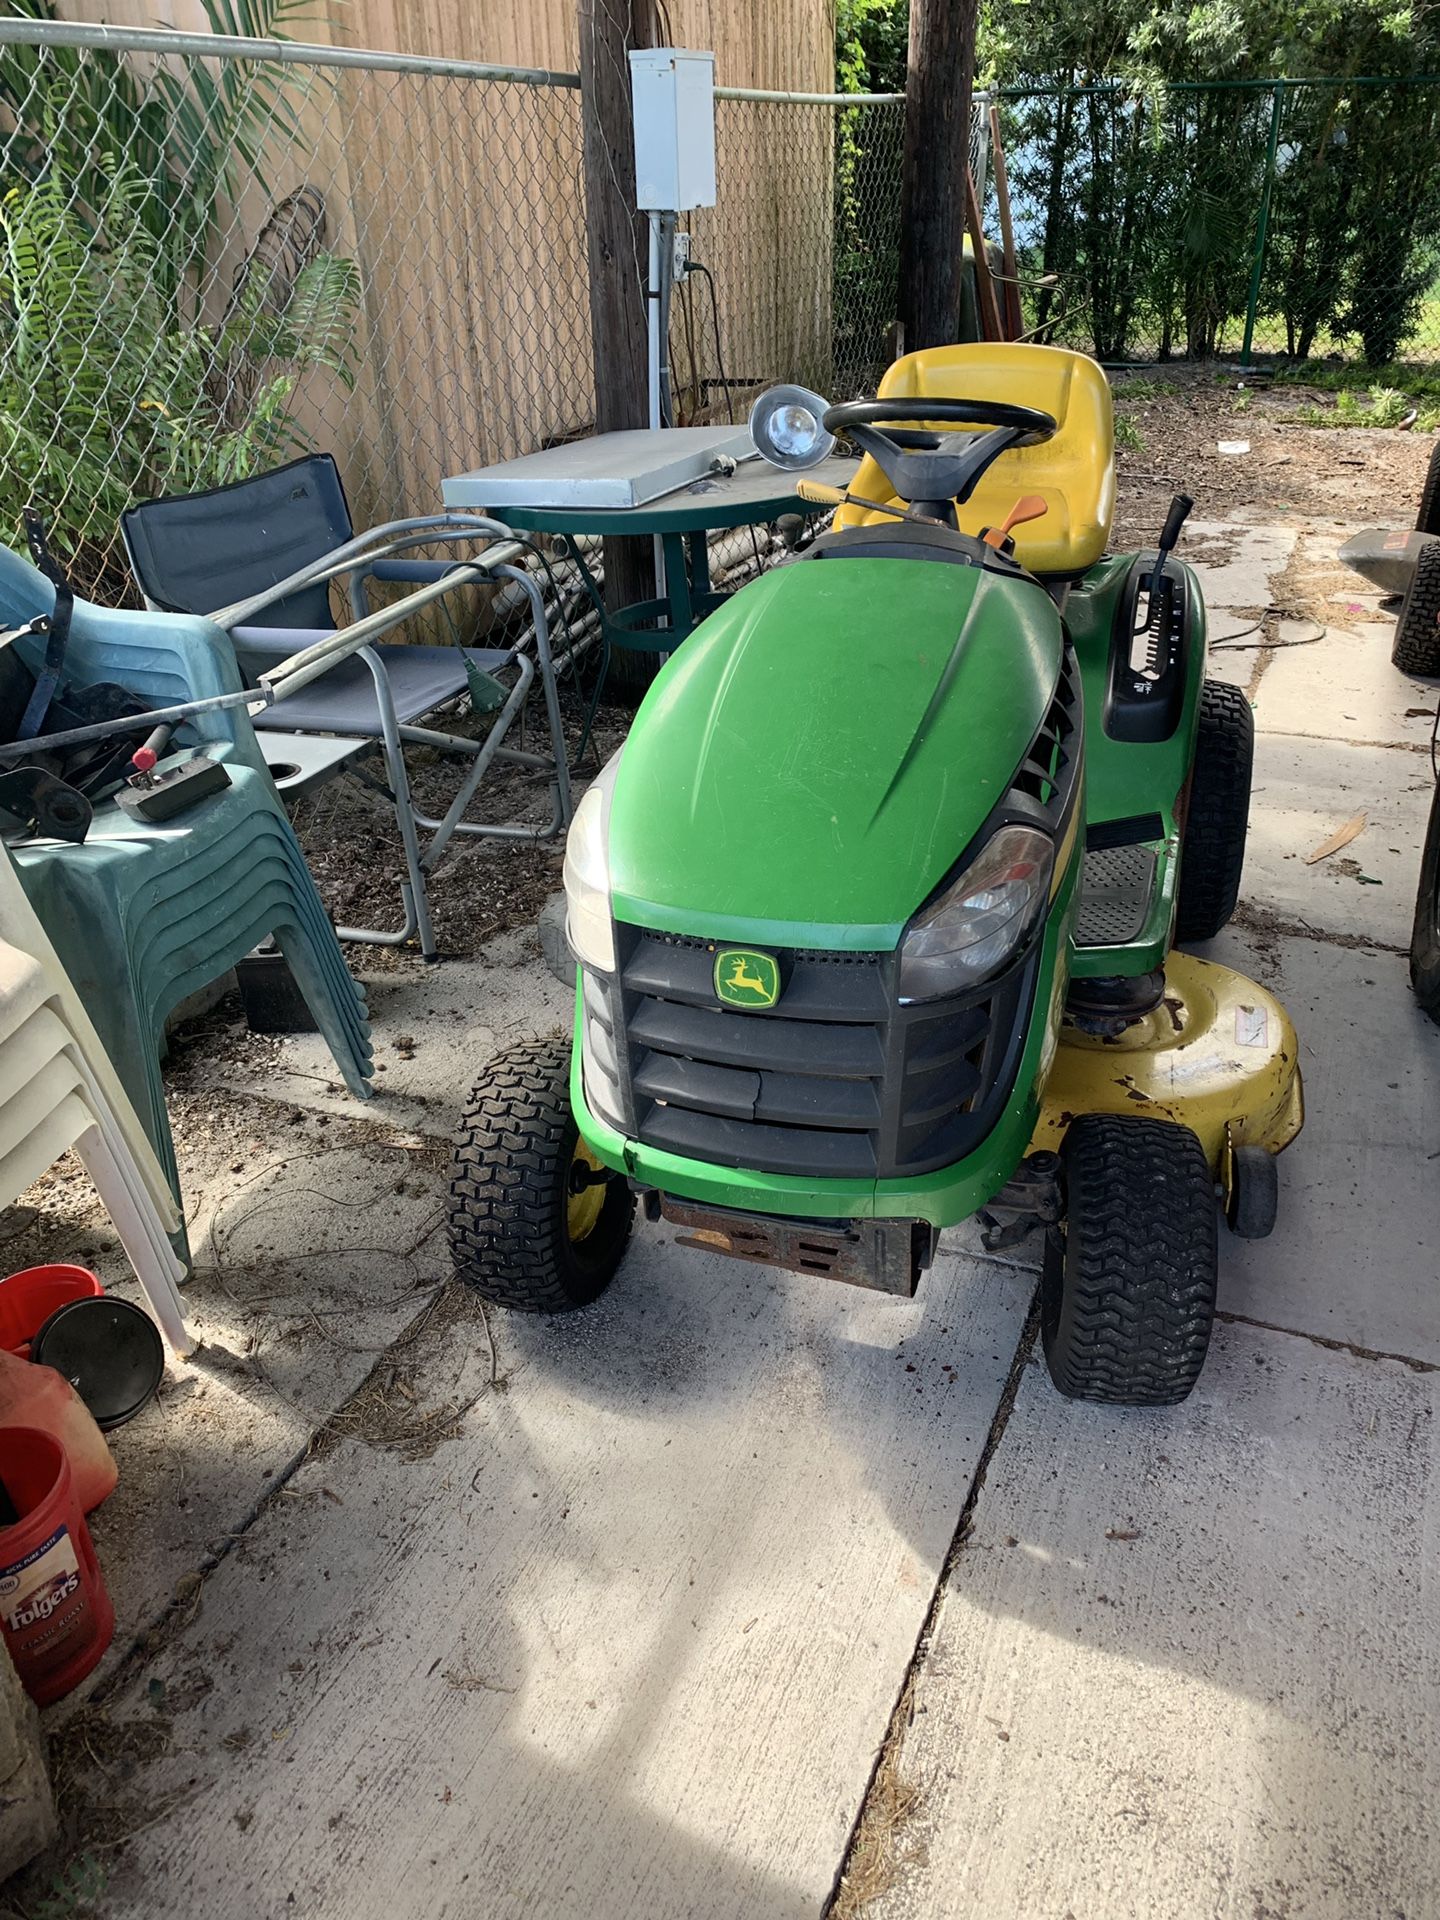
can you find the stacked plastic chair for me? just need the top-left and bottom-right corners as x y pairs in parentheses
(0, 849), (193, 1354)
(0, 543), (372, 1255)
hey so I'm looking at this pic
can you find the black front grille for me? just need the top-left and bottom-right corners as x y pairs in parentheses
(586, 926), (1038, 1182)
(578, 645), (1078, 1184)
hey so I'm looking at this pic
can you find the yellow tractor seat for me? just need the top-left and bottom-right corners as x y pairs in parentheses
(833, 343), (1115, 575)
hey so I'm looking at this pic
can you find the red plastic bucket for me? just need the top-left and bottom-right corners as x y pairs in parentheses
(0, 1426), (114, 1705)
(0, 1265), (104, 1359)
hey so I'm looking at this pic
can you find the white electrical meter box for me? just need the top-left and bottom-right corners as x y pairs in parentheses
(629, 47), (716, 211)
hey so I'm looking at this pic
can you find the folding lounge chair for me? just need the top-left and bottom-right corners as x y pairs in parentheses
(122, 454), (573, 960)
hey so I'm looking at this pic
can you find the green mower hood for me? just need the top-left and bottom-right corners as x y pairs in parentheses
(607, 555), (1063, 950)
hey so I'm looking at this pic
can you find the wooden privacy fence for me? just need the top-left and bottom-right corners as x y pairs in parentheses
(0, 17), (905, 596)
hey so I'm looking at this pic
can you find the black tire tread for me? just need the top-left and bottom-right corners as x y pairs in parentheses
(1044, 1114), (1218, 1406)
(1410, 777), (1440, 1022)
(448, 1037), (633, 1312)
(1393, 541), (1440, 675)
(1176, 678), (1254, 942)
(1415, 440), (1440, 537)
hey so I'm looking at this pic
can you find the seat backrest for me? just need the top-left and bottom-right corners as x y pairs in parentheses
(121, 453), (354, 630)
(834, 344), (1115, 574)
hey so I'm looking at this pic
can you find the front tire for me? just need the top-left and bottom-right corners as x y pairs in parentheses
(448, 1038), (634, 1311)
(1410, 777), (1440, 1023)
(1043, 1114), (1218, 1406)
(1393, 540), (1440, 675)
(1176, 678), (1254, 942)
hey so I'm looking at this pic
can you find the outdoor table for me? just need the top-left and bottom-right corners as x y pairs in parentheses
(444, 442), (861, 653)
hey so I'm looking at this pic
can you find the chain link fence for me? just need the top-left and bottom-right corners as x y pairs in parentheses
(0, 21), (597, 599)
(0, 18), (913, 606)
(11, 14), (1437, 618)
(990, 76), (1440, 371)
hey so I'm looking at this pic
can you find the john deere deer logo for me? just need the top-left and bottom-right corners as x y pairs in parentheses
(714, 948), (780, 1010)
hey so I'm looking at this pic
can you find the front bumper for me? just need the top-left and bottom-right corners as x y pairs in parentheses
(570, 860), (1081, 1230)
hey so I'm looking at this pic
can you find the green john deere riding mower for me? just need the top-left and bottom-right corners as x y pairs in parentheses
(449, 343), (1303, 1406)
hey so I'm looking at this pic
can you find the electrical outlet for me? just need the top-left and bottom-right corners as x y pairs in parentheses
(671, 230), (692, 285)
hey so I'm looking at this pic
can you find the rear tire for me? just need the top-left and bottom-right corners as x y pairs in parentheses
(1416, 439), (1440, 537)
(1392, 540), (1440, 675)
(1410, 777), (1440, 1023)
(1176, 679), (1254, 942)
(448, 1038), (634, 1311)
(1043, 1114), (1218, 1406)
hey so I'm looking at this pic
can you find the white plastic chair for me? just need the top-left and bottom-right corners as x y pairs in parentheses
(0, 851), (193, 1356)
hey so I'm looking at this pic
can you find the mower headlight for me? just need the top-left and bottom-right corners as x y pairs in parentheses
(897, 824), (1054, 1004)
(563, 748), (624, 973)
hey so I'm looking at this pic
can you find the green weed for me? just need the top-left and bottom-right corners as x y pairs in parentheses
(25, 1855), (108, 1919)
(1111, 377), (1178, 401)
(1114, 414), (1146, 452)
(1274, 361), (1440, 402)
(1295, 385), (1415, 428)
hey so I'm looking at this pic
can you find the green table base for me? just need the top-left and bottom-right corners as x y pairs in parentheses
(564, 528), (723, 654)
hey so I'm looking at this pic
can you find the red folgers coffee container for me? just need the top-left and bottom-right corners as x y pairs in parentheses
(0, 1427), (114, 1705)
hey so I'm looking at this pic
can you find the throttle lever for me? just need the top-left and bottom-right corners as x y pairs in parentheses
(1132, 492), (1194, 672)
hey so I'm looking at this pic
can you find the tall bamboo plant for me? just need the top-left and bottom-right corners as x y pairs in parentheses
(0, 0), (317, 303)
(0, 0), (358, 595)
(0, 163), (359, 595)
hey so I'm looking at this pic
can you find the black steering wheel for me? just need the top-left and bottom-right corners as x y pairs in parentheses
(822, 396), (1058, 520)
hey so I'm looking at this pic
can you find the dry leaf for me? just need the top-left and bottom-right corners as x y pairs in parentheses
(1305, 812), (1367, 865)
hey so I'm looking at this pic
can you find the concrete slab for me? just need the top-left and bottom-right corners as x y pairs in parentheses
(1197, 637), (1254, 695)
(82, 1237), (1033, 1919)
(1237, 732), (1432, 947)
(858, 1320), (1440, 1920)
(1254, 620), (1437, 749)
(1196, 926), (1440, 1365)
(1185, 521), (1297, 612)
(1326, 589), (1392, 617)
(8, 511), (1434, 1920)
(83, 1135), (450, 1685)
(201, 927), (574, 1139)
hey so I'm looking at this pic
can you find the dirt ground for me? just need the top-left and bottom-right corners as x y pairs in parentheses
(1109, 364), (1431, 549)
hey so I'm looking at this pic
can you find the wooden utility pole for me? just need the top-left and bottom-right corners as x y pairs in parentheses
(898, 0), (979, 351)
(578, 0), (657, 674)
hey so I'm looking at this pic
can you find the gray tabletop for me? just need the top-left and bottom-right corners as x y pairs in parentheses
(444, 452), (863, 536)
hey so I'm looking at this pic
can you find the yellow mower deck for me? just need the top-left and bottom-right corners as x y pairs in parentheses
(1033, 953), (1304, 1200)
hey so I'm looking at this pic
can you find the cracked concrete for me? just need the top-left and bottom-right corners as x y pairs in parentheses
(835, 518), (1440, 1920)
(855, 1319), (1440, 1920)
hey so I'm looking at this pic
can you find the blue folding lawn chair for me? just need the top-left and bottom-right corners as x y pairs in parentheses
(122, 454), (573, 960)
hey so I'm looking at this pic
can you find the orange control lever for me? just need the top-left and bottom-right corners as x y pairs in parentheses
(982, 493), (1049, 549)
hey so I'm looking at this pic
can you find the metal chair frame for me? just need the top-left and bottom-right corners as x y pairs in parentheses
(125, 484), (575, 961)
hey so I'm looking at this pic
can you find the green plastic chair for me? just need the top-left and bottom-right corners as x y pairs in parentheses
(0, 542), (372, 1250)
